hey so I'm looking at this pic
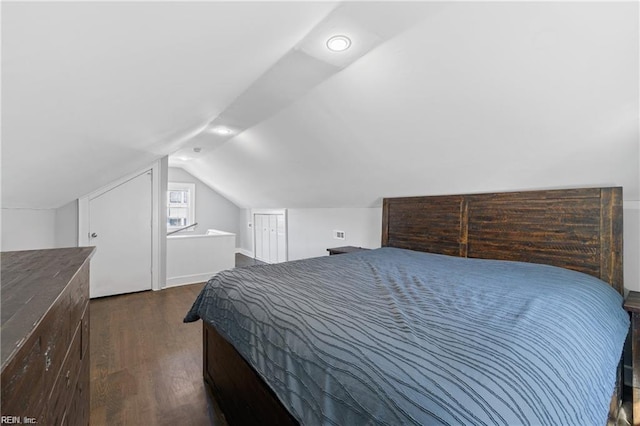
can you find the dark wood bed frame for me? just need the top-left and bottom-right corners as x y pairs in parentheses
(202, 187), (624, 425)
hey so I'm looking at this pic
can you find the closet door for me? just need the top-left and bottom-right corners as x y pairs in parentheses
(261, 215), (270, 262)
(276, 214), (287, 263)
(269, 215), (278, 263)
(254, 215), (263, 261)
(252, 211), (287, 264)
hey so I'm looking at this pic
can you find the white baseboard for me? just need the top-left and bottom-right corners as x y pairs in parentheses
(235, 248), (253, 257)
(165, 273), (215, 288)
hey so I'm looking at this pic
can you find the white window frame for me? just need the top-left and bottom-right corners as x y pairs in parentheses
(167, 182), (196, 231)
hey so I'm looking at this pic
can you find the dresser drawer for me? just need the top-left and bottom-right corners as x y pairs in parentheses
(41, 284), (75, 392)
(0, 286), (74, 415)
(45, 321), (83, 426)
(41, 265), (88, 391)
(81, 302), (90, 360)
(0, 332), (47, 420)
(68, 265), (90, 341)
(67, 357), (90, 426)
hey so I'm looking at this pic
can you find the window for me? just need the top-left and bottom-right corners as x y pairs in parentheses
(167, 182), (195, 230)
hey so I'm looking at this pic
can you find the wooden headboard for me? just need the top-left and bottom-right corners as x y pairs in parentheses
(382, 187), (623, 293)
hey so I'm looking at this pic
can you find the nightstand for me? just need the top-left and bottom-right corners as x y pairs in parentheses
(326, 246), (370, 255)
(624, 291), (640, 425)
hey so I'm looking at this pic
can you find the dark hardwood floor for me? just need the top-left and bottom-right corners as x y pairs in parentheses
(90, 283), (225, 425)
(235, 252), (265, 268)
(88, 253), (264, 425)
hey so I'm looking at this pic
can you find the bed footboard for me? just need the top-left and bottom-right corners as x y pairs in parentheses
(202, 322), (298, 426)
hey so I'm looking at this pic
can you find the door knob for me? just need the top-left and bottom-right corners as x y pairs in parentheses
(91, 233), (98, 238)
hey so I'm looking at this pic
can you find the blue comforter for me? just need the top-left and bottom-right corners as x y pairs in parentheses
(184, 247), (629, 426)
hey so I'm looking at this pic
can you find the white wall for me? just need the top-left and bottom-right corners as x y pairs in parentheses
(1, 208), (56, 251)
(238, 207), (381, 260)
(54, 200), (78, 248)
(166, 233), (235, 287)
(2, 201), (78, 251)
(287, 208), (381, 261)
(168, 167), (241, 246)
(238, 208), (253, 256)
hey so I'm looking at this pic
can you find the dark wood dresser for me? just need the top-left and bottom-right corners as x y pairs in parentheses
(1, 247), (95, 425)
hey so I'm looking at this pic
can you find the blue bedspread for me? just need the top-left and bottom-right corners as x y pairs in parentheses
(184, 247), (629, 426)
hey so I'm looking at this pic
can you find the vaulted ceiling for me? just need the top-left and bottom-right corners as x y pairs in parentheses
(2, 1), (638, 209)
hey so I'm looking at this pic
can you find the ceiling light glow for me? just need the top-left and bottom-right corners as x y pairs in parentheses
(326, 35), (351, 52)
(210, 126), (234, 136)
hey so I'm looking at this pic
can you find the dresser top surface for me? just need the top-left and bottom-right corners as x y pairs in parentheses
(1, 247), (95, 368)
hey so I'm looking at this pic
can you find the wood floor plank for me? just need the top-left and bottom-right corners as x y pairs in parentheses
(90, 283), (226, 426)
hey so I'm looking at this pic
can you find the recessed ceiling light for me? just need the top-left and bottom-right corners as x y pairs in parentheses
(210, 126), (234, 136)
(326, 35), (351, 52)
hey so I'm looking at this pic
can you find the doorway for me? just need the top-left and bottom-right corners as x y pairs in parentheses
(81, 170), (153, 298)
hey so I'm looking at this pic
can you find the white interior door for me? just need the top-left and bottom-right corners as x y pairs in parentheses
(89, 171), (153, 298)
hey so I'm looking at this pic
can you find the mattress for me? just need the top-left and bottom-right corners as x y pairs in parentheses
(185, 247), (629, 426)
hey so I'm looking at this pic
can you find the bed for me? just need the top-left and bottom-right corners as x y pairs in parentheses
(185, 187), (628, 425)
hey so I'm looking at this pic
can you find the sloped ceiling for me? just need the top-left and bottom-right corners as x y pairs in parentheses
(2, 1), (638, 210)
(1, 1), (336, 208)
